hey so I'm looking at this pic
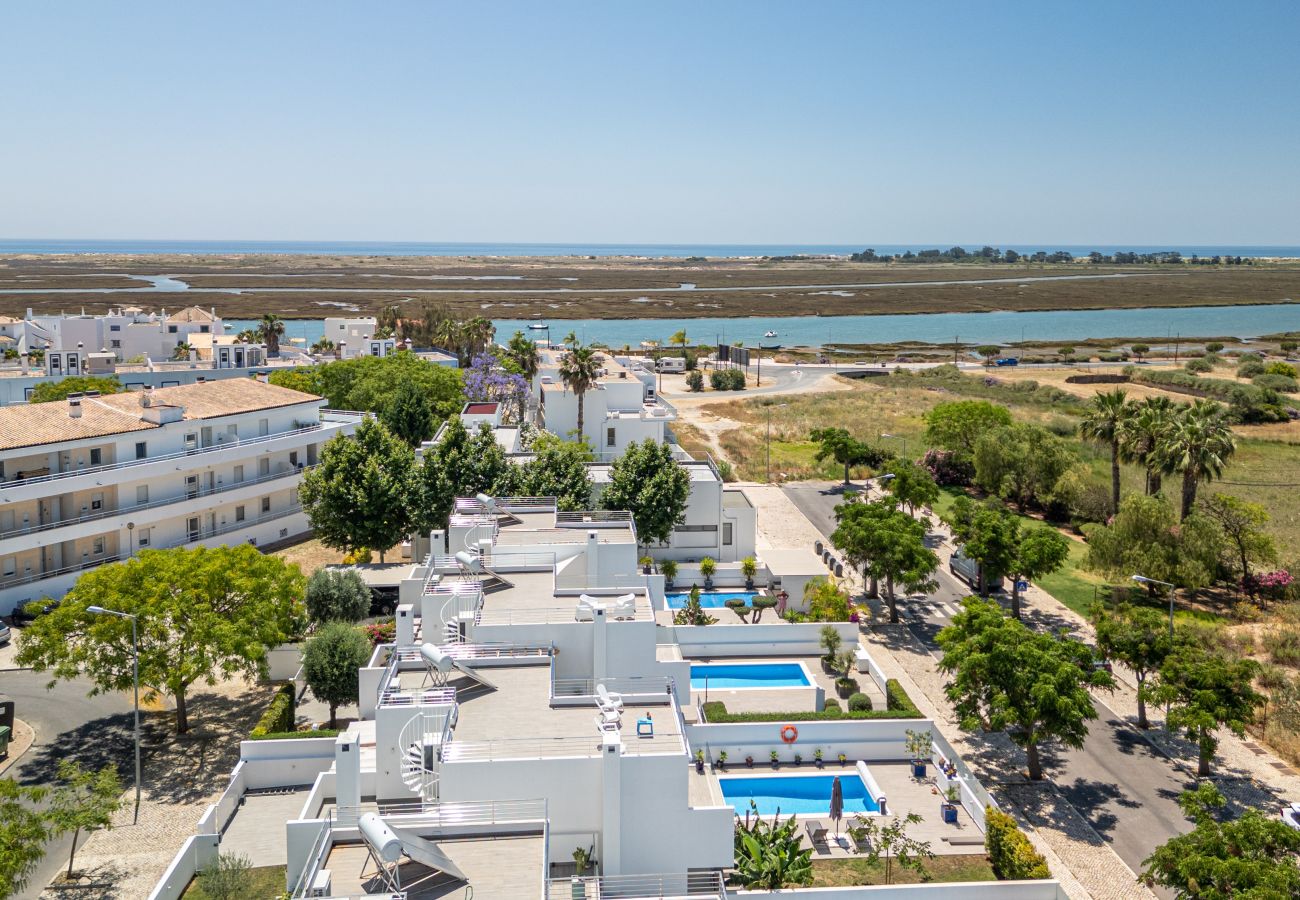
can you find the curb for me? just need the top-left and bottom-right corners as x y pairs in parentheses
(0, 718), (35, 776)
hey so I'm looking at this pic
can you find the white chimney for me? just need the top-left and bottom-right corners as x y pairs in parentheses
(68, 396), (82, 419)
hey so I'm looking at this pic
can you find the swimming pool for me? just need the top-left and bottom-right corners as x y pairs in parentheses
(665, 590), (760, 609)
(720, 774), (881, 816)
(690, 662), (811, 690)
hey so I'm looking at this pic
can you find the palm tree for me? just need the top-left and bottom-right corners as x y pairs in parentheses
(505, 331), (540, 379)
(259, 314), (285, 357)
(235, 328), (260, 343)
(461, 317), (495, 362)
(1158, 400), (1237, 519)
(171, 342), (194, 361)
(558, 343), (603, 442)
(1119, 396), (1177, 495)
(670, 329), (688, 350)
(310, 337), (336, 356)
(1080, 388), (1130, 514)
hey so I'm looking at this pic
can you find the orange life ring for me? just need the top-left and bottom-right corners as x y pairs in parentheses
(780, 725), (798, 744)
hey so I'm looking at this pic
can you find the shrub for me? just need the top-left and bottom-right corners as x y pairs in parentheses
(700, 699), (921, 723)
(823, 698), (841, 712)
(985, 808), (1051, 880)
(715, 459), (735, 482)
(1264, 628), (1300, 667)
(1185, 357), (1214, 374)
(1254, 373), (1298, 393)
(1237, 359), (1267, 379)
(363, 620), (396, 646)
(685, 370), (704, 392)
(885, 679), (921, 715)
(1266, 361), (1298, 378)
(305, 568), (372, 625)
(250, 682), (296, 738)
(250, 728), (342, 741)
(921, 448), (973, 487)
(195, 852), (254, 900)
(848, 692), (873, 712)
(342, 547), (373, 565)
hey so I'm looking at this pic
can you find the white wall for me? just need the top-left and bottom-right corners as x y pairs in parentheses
(147, 834), (220, 900)
(686, 718), (923, 765)
(237, 737), (337, 788)
(664, 621), (859, 658)
(734, 883), (1064, 900)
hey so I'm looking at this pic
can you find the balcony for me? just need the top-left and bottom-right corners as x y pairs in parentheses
(546, 871), (725, 899)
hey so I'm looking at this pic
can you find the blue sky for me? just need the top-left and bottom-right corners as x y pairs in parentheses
(2, 1), (1297, 244)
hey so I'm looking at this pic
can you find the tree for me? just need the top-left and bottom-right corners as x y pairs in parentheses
(196, 852), (255, 900)
(1281, 339), (1298, 355)
(304, 351), (465, 422)
(504, 330), (540, 379)
(28, 375), (123, 403)
(669, 328), (688, 349)
(309, 336), (336, 356)
(379, 378), (435, 446)
(1091, 603), (1173, 729)
(0, 778), (52, 897)
(46, 761), (124, 878)
(171, 341), (194, 360)
(601, 439), (690, 547)
(976, 345), (1000, 365)
(881, 460), (939, 515)
(464, 351), (530, 423)
(732, 803), (813, 889)
(1006, 523), (1071, 619)
(937, 597), (1113, 780)
(1152, 641), (1261, 776)
(973, 423), (1076, 512)
(1079, 388), (1130, 514)
(832, 500), (937, 623)
(923, 400), (1013, 460)
(302, 622), (372, 728)
(16, 545), (305, 733)
(1158, 399), (1236, 519)
(1141, 783), (1300, 897)
(305, 568), (372, 625)
(673, 585), (716, 626)
(809, 427), (875, 485)
(1082, 494), (1222, 594)
(1130, 343), (1150, 362)
(1198, 493), (1276, 594)
(946, 498), (1017, 597)
(517, 432), (594, 511)
(299, 418), (415, 562)
(259, 314), (285, 357)
(849, 812), (934, 884)
(558, 342), (603, 440)
(1119, 395), (1178, 495)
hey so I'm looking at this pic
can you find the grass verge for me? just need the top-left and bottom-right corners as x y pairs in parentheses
(810, 854), (996, 886)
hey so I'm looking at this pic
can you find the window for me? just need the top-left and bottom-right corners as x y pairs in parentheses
(92, 537), (105, 555)
(673, 524), (718, 533)
(135, 441), (147, 459)
(184, 432), (198, 452)
(258, 458), (270, 477)
(200, 325), (210, 333)
(136, 485), (149, 504)
(91, 493), (103, 511)
(168, 325), (178, 334)
(110, 325), (121, 332)
(261, 497), (271, 514)
(2, 557), (14, 577)
(258, 418), (269, 436)
(111, 339), (121, 349)
(606, 427), (616, 448)
(235, 505), (245, 522)
(137, 527), (151, 547)
(723, 522), (733, 546)
(89, 448), (102, 465)
(233, 465), (244, 483)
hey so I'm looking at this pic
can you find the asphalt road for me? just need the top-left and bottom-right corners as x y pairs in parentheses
(1, 669), (135, 899)
(782, 481), (1193, 888)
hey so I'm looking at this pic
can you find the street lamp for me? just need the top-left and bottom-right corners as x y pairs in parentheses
(765, 403), (788, 484)
(1131, 574), (1177, 637)
(87, 605), (142, 824)
(880, 432), (907, 459)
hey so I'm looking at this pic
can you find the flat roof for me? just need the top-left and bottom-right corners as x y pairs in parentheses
(761, 547), (827, 577)
(323, 835), (544, 899)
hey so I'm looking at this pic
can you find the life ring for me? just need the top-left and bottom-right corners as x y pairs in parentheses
(780, 725), (798, 744)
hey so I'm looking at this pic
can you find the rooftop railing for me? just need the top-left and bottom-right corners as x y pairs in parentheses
(0, 423), (335, 490)
(554, 510), (633, 527)
(336, 797), (548, 829)
(377, 685), (457, 709)
(546, 871), (726, 899)
(551, 676), (674, 703)
(552, 571), (653, 593)
(441, 735), (606, 762)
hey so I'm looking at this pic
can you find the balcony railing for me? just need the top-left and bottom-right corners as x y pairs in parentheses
(377, 686), (457, 709)
(0, 465), (311, 540)
(551, 676), (675, 703)
(336, 797), (548, 829)
(442, 735), (605, 762)
(547, 871), (726, 899)
(553, 571), (653, 593)
(0, 424), (331, 490)
(554, 510), (633, 527)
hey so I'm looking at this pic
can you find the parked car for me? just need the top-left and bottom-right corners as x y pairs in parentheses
(10, 600), (58, 625)
(949, 547), (1005, 593)
(0, 621), (10, 645)
(994, 357), (1020, 367)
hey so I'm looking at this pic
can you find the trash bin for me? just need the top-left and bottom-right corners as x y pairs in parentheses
(814, 540), (823, 556)
(0, 725), (10, 758)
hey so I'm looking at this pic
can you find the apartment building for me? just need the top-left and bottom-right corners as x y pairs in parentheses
(0, 378), (359, 615)
(3, 306), (226, 363)
(533, 349), (674, 454)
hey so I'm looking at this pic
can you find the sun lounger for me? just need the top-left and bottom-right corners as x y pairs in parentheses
(596, 707), (621, 733)
(609, 593), (638, 620)
(804, 819), (829, 850)
(596, 684), (624, 712)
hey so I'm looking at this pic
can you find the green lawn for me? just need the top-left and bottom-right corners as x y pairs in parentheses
(182, 864), (286, 899)
(810, 853), (996, 886)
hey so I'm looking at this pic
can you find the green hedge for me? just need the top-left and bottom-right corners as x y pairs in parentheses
(702, 680), (922, 723)
(250, 682), (296, 738)
(250, 728), (342, 741)
(985, 808), (1051, 880)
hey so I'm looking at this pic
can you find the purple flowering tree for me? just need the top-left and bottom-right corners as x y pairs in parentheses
(465, 352), (530, 423)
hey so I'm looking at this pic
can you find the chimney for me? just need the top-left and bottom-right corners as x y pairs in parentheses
(68, 395), (82, 418)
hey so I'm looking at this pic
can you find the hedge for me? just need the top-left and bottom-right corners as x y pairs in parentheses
(702, 680), (922, 723)
(985, 807), (1051, 880)
(250, 682), (296, 738)
(250, 728), (342, 741)
(1064, 374), (1129, 385)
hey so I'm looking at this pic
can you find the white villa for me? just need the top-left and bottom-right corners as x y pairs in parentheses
(533, 349), (674, 454)
(0, 306), (228, 363)
(149, 493), (1063, 900)
(0, 378), (359, 615)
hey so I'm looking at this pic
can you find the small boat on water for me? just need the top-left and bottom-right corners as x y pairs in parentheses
(764, 330), (778, 338)
(527, 322), (548, 330)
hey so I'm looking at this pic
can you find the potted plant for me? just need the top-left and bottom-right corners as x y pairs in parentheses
(820, 625), (842, 673)
(751, 594), (778, 623)
(835, 676), (857, 699)
(716, 750), (727, 771)
(941, 786), (960, 824)
(639, 555), (653, 575)
(838, 752), (848, 766)
(814, 748), (824, 768)
(769, 749), (779, 768)
(694, 749), (705, 773)
(745, 754), (755, 768)
(793, 752), (803, 767)
(572, 844), (596, 876)
(905, 729), (932, 778)
(725, 597), (750, 622)
(741, 556), (758, 590)
(661, 558), (678, 589)
(700, 556), (717, 589)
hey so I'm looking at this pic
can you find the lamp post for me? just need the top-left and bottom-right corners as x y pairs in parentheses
(87, 605), (141, 824)
(880, 432), (906, 459)
(1131, 574), (1177, 637)
(765, 403), (788, 484)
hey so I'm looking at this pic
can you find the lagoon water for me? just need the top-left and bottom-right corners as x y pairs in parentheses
(227, 302), (1300, 349)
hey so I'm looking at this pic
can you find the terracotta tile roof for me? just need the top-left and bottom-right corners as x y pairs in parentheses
(165, 306), (218, 324)
(0, 379), (321, 452)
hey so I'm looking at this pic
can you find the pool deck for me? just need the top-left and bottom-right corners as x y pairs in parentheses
(689, 760), (980, 856)
(684, 654), (885, 718)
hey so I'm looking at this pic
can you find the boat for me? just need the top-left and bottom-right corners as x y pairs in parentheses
(764, 330), (778, 338)
(527, 322), (548, 330)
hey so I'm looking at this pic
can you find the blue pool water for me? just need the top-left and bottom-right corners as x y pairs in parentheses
(690, 663), (810, 690)
(665, 590), (759, 609)
(721, 774), (881, 816)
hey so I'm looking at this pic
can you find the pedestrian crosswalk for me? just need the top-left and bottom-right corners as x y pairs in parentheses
(907, 599), (958, 621)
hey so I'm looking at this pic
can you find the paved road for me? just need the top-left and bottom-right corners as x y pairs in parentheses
(1, 669), (135, 899)
(782, 481), (1192, 887)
